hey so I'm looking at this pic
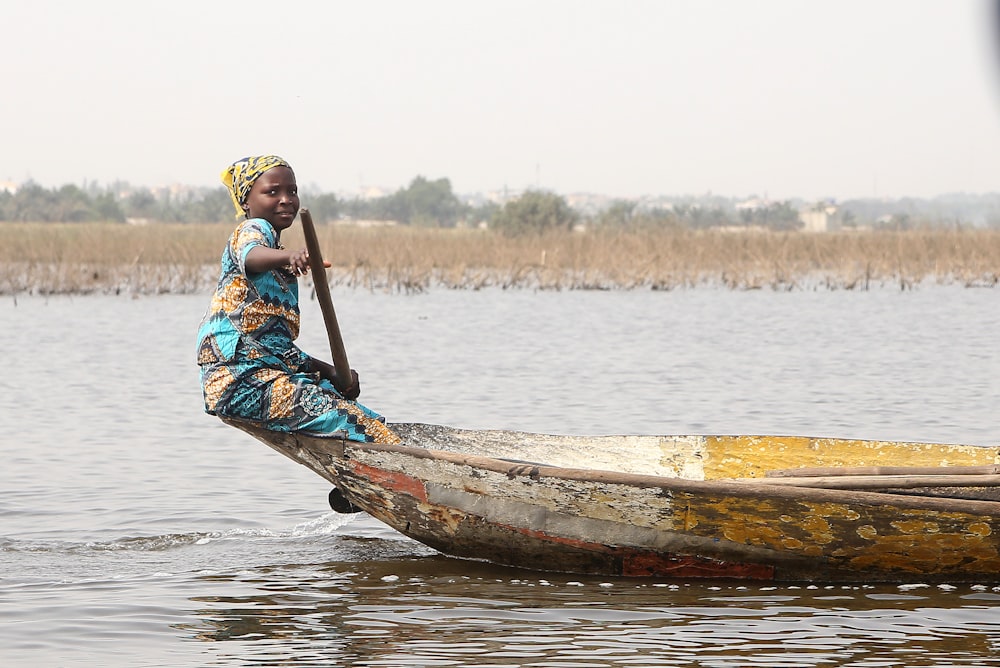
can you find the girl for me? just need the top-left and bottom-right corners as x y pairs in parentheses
(196, 155), (399, 444)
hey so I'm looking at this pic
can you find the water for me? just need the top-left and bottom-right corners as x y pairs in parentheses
(2, 286), (1000, 666)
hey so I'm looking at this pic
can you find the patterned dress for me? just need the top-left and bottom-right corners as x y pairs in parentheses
(196, 218), (399, 443)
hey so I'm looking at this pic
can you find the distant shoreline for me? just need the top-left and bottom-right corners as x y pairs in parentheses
(1, 223), (998, 295)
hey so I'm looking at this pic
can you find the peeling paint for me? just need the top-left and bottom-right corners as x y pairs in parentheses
(702, 435), (1000, 480)
(892, 520), (941, 535)
(350, 460), (427, 502)
(857, 525), (878, 540)
(969, 522), (992, 537)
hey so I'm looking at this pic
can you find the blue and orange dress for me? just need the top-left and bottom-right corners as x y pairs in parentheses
(196, 218), (399, 443)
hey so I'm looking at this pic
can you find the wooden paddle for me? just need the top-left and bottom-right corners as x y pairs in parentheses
(735, 473), (1000, 490)
(766, 464), (1000, 478)
(299, 209), (354, 393)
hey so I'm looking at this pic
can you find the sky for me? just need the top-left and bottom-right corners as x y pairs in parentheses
(4, 0), (1000, 201)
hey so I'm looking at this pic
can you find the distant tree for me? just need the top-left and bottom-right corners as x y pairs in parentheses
(398, 176), (462, 226)
(52, 185), (92, 222)
(20, 182), (54, 221)
(596, 199), (638, 229)
(338, 196), (369, 221)
(640, 207), (683, 230)
(490, 190), (578, 235)
(2, 182), (61, 221)
(467, 201), (499, 227)
(180, 187), (232, 223)
(735, 201), (802, 231)
(352, 176), (463, 226)
(122, 190), (158, 221)
(875, 213), (911, 231)
(681, 205), (731, 229)
(406, 176), (454, 226)
(307, 192), (341, 224)
(594, 201), (682, 231)
(90, 192), (126, 222)
(0, 181), (125, 222)
(762, 201), (802, 231)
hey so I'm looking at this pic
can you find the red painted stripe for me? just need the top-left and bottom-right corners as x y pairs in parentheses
(350, 461), (428, 502)
(515, 526), (609, 550)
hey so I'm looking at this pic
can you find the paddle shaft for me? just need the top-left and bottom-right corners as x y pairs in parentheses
(766, 464), (1000, 478)
(737, 473), (1000, 490)
(299, 209), (353, 392)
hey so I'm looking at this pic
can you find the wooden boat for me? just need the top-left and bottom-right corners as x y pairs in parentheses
(225, 418), (1000, 582)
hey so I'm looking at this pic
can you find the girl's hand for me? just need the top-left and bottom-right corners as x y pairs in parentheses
(287, 249), (333, 276)
(339, 369), (361, 400)
(307, 357), (361, 400)
(287, 248), (310, 276)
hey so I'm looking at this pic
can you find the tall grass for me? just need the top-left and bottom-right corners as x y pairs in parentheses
(1, 222), (998, 295)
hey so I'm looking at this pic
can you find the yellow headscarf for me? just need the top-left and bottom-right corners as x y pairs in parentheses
(221, 155), (291, 218)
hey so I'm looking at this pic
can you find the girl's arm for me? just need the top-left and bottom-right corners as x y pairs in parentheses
(245, 246), (310, 275)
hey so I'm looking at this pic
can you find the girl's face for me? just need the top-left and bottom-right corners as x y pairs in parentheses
(243, 166), (299, 231)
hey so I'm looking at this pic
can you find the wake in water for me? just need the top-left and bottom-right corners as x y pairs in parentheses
(0, 511), (436, 593)
(0, 512), (366, 554)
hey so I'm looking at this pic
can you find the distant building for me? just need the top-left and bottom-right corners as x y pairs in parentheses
(799, 204), (841, 232)
(735, 197), (774, 212)
(357, 185), (392, 200)
(565, 192), (612, 216)
(483, 188), (523, 205)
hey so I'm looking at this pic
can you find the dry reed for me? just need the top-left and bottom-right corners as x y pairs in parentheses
(1, 222), (998, 295)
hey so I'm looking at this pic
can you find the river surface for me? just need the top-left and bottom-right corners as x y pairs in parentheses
(2, 285), (1000, 666)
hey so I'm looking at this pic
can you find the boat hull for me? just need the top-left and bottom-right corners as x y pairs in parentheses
(224, 419), (1000, 582)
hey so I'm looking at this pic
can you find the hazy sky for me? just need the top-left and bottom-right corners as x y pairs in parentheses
(4, 1), (1000, 201)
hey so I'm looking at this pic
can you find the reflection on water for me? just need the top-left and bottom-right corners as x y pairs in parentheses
(181, 558), (1000, 666)
(3, 288), (1000, 666)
